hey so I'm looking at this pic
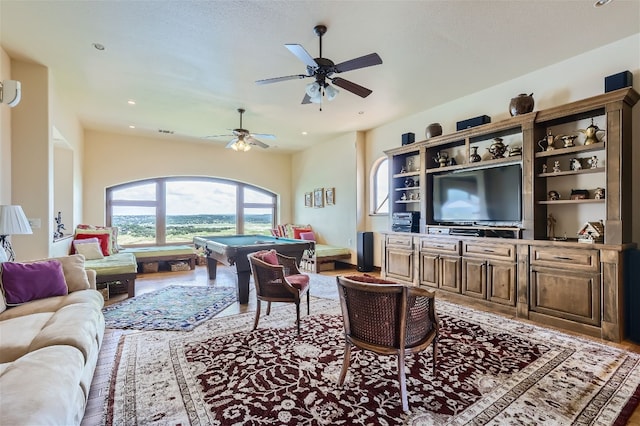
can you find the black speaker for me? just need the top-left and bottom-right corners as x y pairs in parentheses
(604, 70), (633, 93)
(357, 231), (374, 272)
(401, 132), (415, 146)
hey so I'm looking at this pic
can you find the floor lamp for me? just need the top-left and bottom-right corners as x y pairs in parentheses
(0, 205), (33, 262)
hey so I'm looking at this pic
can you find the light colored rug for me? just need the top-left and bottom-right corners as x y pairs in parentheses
(104, 296), (640, 425)
(102, 285), (236, 331)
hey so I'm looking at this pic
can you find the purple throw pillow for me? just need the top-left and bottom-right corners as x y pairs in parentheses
(1, 260), (68, 305)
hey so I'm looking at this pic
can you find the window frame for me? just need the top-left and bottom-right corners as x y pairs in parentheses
(106, 176), (277, 246)
(369, 156), (389, 216)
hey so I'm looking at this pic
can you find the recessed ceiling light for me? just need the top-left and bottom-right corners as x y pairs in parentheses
(594, 0), (613, 7)
(92, 43), (105, 51)
(127, 99), (136, 105)
(302, 131), (308, 135)
(129, 125), (135, 129)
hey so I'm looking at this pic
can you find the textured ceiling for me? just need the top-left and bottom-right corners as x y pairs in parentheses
(1, 0), (638, 152)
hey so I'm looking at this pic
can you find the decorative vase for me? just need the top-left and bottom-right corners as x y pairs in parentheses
(425, 123), (443, 139)
(509, 93), (534, 116)
(487, 138), (508, 159)
(469, 146), (481, 163)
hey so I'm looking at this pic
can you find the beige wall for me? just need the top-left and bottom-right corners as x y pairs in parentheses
(0, 48), (12, 204)
(5, 58), (86, 260)
(364, 34), (640, 266)
(291, 132), (359, 263)
(83, 130), (294, 225)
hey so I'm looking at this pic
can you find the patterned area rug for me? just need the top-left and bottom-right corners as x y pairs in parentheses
(102, 285), (237, 331)
(105, 298), (640, 425)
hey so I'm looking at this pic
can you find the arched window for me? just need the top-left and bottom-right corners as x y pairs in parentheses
(106, 177), (277, 246)
(370, 156), (389, 215)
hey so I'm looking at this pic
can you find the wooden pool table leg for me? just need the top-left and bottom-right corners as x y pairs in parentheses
(206, 257), (218, 279)
(237, 270), (251, 304)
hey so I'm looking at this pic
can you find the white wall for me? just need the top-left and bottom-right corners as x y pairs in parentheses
(83, 130), (294, 225)
(364, 34), (640, 265)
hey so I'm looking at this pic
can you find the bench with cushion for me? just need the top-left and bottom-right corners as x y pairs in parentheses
(120, 245), (197, 272)
(84, 252), (138, 298)
(271, 224), (352, 273)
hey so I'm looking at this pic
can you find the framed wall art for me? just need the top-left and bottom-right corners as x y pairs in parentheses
(325, 187), (335, 205)
(313, 188), (325, 208)
(304, 192), (313, 208)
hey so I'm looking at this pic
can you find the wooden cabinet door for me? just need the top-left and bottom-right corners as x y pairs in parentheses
(419, 251), (439, 288)
(385, 247), (414, 283)
(439, 255), (461, 293)
(530, 267), (600, 326)
(488, 261), (517, 306)
(461, 257), (486, 299)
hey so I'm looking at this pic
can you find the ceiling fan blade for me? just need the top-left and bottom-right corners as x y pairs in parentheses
(202, 133), (234, 139)
(256, 74), (309, 85)
(247, 136), (269, 149)
(301, 93), (312, 104)
(225, 138), (239, 148)
(335, 53), (383, 73)
(285, 44), (318, 69)
(331, 77), (373, 98)
(251, 133), (276, 140)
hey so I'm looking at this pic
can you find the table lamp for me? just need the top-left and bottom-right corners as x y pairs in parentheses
(0, 205), (33, 261)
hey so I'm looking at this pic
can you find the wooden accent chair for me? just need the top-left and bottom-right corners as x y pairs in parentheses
(248, 250), (310, 335)
(336, 275), (439, 412)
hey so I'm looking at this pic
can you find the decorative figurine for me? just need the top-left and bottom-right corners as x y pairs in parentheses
(404, 177), (415, 187)
(400, 165), (406, 174)
(553, 160), (561, 173)
(407, 158), (414, 171)
(541, 164), (547, 173)
(401, 192), (407, 201)
(569, 158), (582, 171)
(548, 190), (560, 201)
(538, 132), (557, 152)
(561, 135), (578, 148)
(447, 157), (457, 167)
(588, 156), (598, 169)
(54, 211), (66, 239)
(508, 146), (522, 157)
(594, 187), (605, 199)
(434, 150), (449, 167)
(547, 213), (557, 239)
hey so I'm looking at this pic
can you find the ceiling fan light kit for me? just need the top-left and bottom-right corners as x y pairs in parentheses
(256, 24), (382, 108)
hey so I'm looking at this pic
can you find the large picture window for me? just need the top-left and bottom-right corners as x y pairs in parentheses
(106, 177), (277, 246)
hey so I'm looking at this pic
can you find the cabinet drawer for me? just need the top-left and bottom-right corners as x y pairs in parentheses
(462, 242), (516, 261)
(386, 235), (413, 249)
(530, 246), (599, 272)
(419, 238), (459, 254)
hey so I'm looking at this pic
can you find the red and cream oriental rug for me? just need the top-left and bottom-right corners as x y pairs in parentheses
(104, 298), (640, 425)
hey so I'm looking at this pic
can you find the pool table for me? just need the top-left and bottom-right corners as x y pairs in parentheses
(193, 234), (314, 304)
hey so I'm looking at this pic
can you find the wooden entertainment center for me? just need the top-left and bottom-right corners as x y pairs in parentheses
(382, 87), (638, 342)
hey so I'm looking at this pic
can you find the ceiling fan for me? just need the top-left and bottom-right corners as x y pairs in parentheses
(203, 108), (274, 152)
(256, 24), (383, 106)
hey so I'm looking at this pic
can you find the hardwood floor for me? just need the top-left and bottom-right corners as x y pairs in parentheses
(83, 264), (640, 425)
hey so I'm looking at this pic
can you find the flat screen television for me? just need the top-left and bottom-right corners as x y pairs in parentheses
(432, 163), (522, 225)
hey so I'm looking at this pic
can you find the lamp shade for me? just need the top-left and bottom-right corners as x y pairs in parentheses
(0, 205), (33, 236)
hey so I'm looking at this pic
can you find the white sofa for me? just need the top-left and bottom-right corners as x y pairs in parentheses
(0, 254), (105, 425)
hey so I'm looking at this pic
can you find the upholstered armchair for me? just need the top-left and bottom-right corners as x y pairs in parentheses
(336, 275), (439, 412)
(248, 250), (310, 335)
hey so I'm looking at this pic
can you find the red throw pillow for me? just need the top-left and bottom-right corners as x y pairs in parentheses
(72, 233), (110, 256)
(255, 250), (278, 265)
(292, 226), (312, 240)
(299, 231), (316, 241)
(1, 260), (68, 305)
